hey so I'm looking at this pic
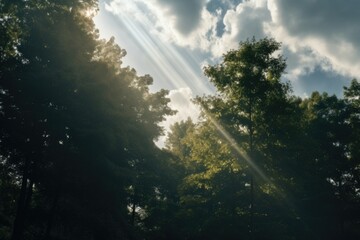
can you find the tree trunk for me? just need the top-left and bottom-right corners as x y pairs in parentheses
(338, 179), (345, 237)
(44, 195), (59, 240)
(250, 173), (254, 239)
(249, 93), (254, 240)
(11, 160), (33, 240)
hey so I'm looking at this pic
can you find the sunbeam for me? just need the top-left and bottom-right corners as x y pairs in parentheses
(203, 109), (270, 184)
(105, 1), (213, 95)
(203, 109), (312, 232)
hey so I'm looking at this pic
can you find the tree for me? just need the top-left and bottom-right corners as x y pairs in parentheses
(287, 87), (360, 239)
(175, 120), (249, 239)
(0, 0), (174, 239)
(197, 37), (289, 238)
(344, 79), (360, 172)
(343, 79), (360, 238)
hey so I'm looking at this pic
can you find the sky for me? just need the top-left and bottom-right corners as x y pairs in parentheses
(94, 0), (359, 146)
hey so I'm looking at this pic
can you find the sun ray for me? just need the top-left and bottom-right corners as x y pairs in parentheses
(203, 109), (270, 183)
(107, 1), (213, 95)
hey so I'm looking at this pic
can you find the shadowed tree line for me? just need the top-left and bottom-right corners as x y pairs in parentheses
(0, 1), (175, 239)
(0, 1), (359, 240)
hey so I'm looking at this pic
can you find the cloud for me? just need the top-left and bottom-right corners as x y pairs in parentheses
(99, 0), (359, 148)
(104, 0), (272, 56)
(148, 0), (360, 80)
(269, 0), (359, 40)
(162, 87), (201, 129)
(268, 0), (360, 78)
(102, 0), (358, 98)
(155, 87), (200, 148)
(147, 0), (220, 50)
(105, 0), (219, 50)
(280, 45), (332, 81)
(211, 0), (271, 56)
(155, 0), (207, 35)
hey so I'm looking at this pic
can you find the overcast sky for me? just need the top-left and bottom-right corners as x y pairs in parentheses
(94, 0), (358, 146)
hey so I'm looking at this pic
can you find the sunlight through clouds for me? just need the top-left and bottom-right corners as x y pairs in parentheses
(93, 4), (359, 226)
(96, 0), (360, 138)
(97, 0), (354, 101)
(101, 0), (357, 95)
(100, 0), (216, 149)
(104, 0), (213, 94)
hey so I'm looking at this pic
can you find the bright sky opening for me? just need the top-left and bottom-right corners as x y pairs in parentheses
(94, 0), (359, 147)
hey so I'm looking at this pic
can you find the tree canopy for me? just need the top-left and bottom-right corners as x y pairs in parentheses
(0, 1), (174, 239)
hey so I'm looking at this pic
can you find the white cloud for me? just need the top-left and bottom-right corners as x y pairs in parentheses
(161, 87), (200, 130)
(211, 0), (271, 56)
(154, 0), (207, 35)
(154, 0), (360, 80)
(149, 1), (220, 51)
(103, 0), (359, 96)
(105, 0), (144, 22)
(268, 0), (360, 78)
(99, 0), (360, 147)
(279, 45), (332, 81)
(105, 0), (220, 51)
(104, 0), (273, 55)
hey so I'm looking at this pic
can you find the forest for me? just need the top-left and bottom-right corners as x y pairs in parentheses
(0, 1), (359, 239)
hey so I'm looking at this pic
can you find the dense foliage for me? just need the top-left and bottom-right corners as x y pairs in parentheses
(0, 1), (174, 239)
(0, 1), (359, 240)
(164, 39), (360, 240)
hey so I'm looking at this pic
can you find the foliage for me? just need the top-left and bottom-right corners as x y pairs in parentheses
(0, 1), (174, 239)
(0, 2), (359, 239)
(166, 40), (360, 240)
